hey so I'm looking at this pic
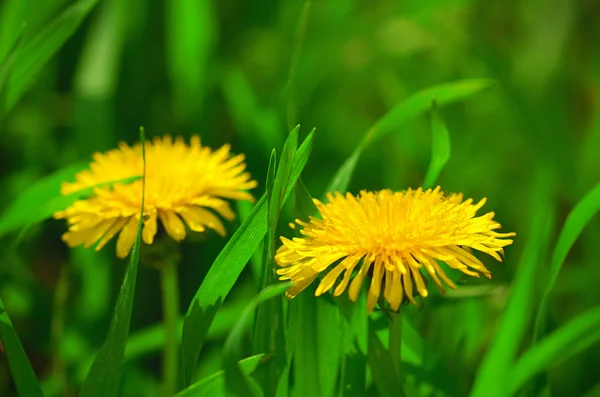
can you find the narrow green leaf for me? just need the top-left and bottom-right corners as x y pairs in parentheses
(422, 100), (451, 189)
(79, 128), (146, 397)
(175, 355), (266, 397)
(367, 328), (404, 397)
(180, 128), (314, 387)
(223, 283), (291, 397)
(326, 79), (494, 195)
(0, 296), (44, 397)
(252, 128), (299, 395)
(509, 305), (600, 395)
(533, 181), (600, 342)
(470, 181), (555, 397)
(4, 0), (100, 113)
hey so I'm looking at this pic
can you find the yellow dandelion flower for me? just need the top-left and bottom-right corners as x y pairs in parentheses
(275, 187), (515, 313)
(54, 135), (257, 258)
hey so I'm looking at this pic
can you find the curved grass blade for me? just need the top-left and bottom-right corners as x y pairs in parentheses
(326, 79), (494, 195)
(3, 0), (100, 113)
(223, 283), (291, 397)
(0, 296), (44, 397)
(533, 181), (600, 342)
(179, 127), (314, 387)
(470, 177), (555, 397)
(509, 305), (600, 395)
(175, 355), (266, 397)
(423, 100), (451, 189)
(79, 128), (146, 397)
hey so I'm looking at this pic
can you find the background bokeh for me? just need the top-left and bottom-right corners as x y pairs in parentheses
(1, 0), (600, 396)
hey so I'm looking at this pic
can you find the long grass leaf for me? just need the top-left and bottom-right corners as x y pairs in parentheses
(4, 0), (100, 113)
(175, 355), (265, 397)
(0, 296), (44, 397)
(79, 128), (146, 397)
(533, 181), (600, 342)
(326, 79), (494, 195)
(223, 283), (291, 397)
(253, 127), (299, 395)
(423, 100), (451, 189)
(509, 305), (600, 395)
(179, 128), (314, 387)
(470, 176), (554, 397)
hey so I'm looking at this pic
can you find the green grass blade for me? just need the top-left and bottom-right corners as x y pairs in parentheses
(423, 100), (451, 189)
(175, 355), (266, 397)
(253, 127), (299, 395)
(0, 296), (44, 397)
(179, 128), (314, 387)
(367, 328), (404, 397)
(79, 128), (146, 397)
(3, 0), (100, 113)
(509, 305), (600, 395)
(223, 283), (291, 397)
(165, 0), (214, 119)
(533, 181), (600, 342)
(0, 170), (140, 241)
(470, 180), (555, 397)
(0, 0), (27, 63)
(0, 162), (86, 237)
(326, 79), (494, 195)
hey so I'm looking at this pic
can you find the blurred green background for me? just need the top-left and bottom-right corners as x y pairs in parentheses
(1, 0), (600, 396)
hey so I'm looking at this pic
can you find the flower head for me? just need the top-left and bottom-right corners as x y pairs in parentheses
(275, 187), (515, 313)
(54, 135), (257, 258)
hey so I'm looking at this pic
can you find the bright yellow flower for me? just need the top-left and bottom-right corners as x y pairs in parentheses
(275, 187), (515, 313)
(54, 135), (257, 258)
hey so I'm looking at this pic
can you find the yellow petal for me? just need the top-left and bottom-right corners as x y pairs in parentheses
(159, 210), (187, 241)
(142, 212), (158, 244)
(96, 218), (128, 251)
(116, 216), (139, 258)
(179, 206), (226, 236)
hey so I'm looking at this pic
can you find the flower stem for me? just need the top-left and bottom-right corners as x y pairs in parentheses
(389, 309), (403, 379)
(161, 259), (180, 397)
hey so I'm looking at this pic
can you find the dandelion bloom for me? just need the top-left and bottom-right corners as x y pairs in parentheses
(275, 187), (515, 313)
(54, 135), (257, 258)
